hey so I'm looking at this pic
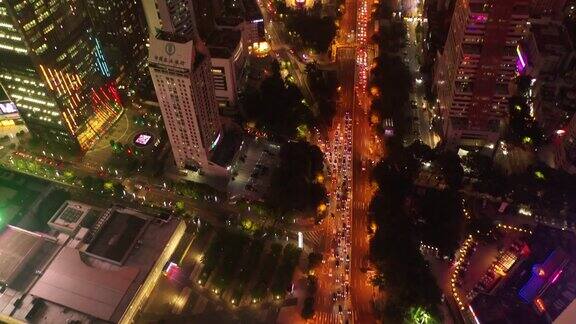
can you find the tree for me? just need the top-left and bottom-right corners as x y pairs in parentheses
(306, 63), (338, 128)
(307, 252), (323, 270)
(505, 96), (544, 147)
(301, 297), (315, 319)
(32, 189), (71, 231)
(112, 183), (125, 197)
(370, 54), (413, 138)
(81, 176), (95, 189)
(285, 11), (336, 53)
(242, 60), (314, 139)
(306, 275), (318, 295)
(267, 141), (327, 218)
(368, 138), (442, 322)
(436, 151), (464, 189)
(416, 190), (464, 256)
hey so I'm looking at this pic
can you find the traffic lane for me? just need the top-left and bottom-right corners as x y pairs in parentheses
(350, 114), (375, 324)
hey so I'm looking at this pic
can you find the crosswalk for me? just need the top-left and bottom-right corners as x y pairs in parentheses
(304, 230), (326, 249)
(312, 310), (359, 324)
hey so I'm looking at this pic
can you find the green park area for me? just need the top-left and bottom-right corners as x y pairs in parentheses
(198, 229), (302, 305)
(0, 170), (41, 229)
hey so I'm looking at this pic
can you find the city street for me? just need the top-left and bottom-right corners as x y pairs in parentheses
(350, 0), (377, 323)
(311, 0), (378, 322)
(404, 16), (439, 147)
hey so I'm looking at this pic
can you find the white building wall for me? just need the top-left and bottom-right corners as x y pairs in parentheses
(149, 37), (221, 170)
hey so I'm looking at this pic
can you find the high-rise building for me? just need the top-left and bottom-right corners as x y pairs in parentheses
(208, 29), (247, 113)
(147, 0), (223, 172)
(0, 0), (121, 151)
(530, 0), (567, 19)
(520, 22), (575, 132)
(434, 0), (530, 149)
(191, 0), (216, 39)
(84, 0), (148, 72)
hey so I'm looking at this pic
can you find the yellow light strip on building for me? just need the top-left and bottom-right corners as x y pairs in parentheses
(61, 109), (75, 133)
(47, 68), (61, 95)
(39, 65), (53, 90)
(65, 105), (78, 127)
(119, 221), (187, 324)
(66, 73), (77, 90)
(58, 70), (72, 96)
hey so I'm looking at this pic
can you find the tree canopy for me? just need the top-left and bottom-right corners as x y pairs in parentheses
(242, 60), (314, 140)
(267, 141), (327, 218)
(285, 11), (336, 53)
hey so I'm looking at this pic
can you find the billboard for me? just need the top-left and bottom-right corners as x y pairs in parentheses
(0, 101), (17, 115)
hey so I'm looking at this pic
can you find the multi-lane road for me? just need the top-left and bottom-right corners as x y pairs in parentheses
(312, 0), (378, 322)
(350, 0), (378, 323)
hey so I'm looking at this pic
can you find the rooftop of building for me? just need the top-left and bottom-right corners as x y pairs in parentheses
(0, 226), (45, 285)
(207, 28), (242, 59)
(151, 31), (210, 71)
(84, 208), (148, 264)
(155, 30), (193, 44)
(29, 246), (140, 322)
(28, 206), (180, 323)
(215, 16), (244, 27)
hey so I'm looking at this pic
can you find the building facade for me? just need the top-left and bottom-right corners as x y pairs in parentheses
(521, 22), (575, 133)
(191, 0), (217, 39)
(434, 0), (530, 149)
(147, 0), (223, 173)
(555, 111), (576, 174)
(208, 29), (247, 113)
(0, 0), (121, 151)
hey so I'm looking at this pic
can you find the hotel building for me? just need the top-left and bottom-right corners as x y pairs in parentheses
(147, 0), (223, 172)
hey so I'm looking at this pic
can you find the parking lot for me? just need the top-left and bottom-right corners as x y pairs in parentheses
(228, 137), (280, 201)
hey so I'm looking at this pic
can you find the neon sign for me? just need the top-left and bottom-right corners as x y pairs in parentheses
(516, 45), (527, 72)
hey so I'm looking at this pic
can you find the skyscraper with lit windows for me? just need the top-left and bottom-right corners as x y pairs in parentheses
(147, 0), (223, 173)
(0, 0), (121, 151)
(434, 0), (530, 149)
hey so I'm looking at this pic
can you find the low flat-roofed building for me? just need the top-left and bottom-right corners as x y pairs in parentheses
(469, 226), (576, 324)
(27, 206), (186, 323)
(0, 226), (45, 286)
(29, 247), (140, 322)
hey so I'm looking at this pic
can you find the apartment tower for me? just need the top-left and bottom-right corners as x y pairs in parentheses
(434, 0), (530, 149)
